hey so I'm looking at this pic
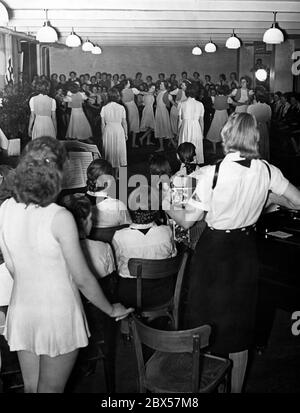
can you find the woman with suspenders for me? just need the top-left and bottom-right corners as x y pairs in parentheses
(162, 112), (300, 392)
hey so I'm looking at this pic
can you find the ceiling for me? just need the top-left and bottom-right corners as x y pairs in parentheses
(2, 0), (300, 47)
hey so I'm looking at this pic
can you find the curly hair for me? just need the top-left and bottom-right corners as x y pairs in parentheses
(86, 158), (114, 193)
(13, 137), (67, 207)
(0, 165), (15, 205)
(60, 194), (91, 232)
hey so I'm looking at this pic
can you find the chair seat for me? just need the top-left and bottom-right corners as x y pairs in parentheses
(140, 299), (173, 319)
(145, 352), (231, 393)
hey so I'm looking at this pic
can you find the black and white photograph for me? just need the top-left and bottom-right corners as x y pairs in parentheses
(0, 0), (300, 397)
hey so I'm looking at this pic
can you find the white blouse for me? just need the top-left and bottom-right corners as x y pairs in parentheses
(112, 222), (177, 278)
(187, 152), (289, 230)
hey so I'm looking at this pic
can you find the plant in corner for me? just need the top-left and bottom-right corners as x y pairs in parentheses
(0, 81), (32, 144)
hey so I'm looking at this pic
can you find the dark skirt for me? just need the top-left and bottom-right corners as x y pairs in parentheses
(184, 226), (259, 355)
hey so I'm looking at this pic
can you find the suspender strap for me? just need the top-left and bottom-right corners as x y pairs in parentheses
(212, 160), (222, 190)
(262, 160), (271, 181)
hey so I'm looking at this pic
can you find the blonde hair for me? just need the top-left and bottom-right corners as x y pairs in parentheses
(221, 113), (260, 159)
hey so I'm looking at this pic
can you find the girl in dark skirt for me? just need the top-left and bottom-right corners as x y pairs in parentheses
(162, 112), (300, 392)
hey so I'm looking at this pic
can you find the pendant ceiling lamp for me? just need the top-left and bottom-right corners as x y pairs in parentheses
(82, 39), (94, 52)
(204, 38), (217, 53)
(36, 9), (58, 43)
(255, 68), (268, 82)
(192, 45), (202, 55)
(225, 30), (241, 49)
(0, 2), (9, 26)
(66, 28), (81, 47)
(263, 12), (284, 44)
(92, 45), (102, 55)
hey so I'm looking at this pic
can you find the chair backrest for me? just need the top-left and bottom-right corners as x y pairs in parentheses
(89, 224), (130, 243)
(128, 251), (189, 325)
(129, 314), (211, 392)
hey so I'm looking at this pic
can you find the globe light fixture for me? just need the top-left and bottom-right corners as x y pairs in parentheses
(204, 39), (217, 53)
(92, 45), (102, 55)
(82, 39), (94, 52)
(225, 30), (241, 49)
(66, 28), (81, 47)
(263, 12), (284, 44)
(255, 68), (268, 82)
(192, 45), (202, 55)
(36, 9), (58, 43)
(0, 2), (9, 26)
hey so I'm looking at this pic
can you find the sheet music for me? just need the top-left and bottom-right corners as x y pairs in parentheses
(61, 140), (101, 158)
(62, 151), (93, 189)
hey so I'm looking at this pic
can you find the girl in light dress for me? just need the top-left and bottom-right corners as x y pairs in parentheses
(154, 81), (177, 152)
(178, 84), (205, 164)
(100, 88), (128, 170)
(28, 81), (57, 140)
(121, 79), (140, 149)
(65, 82), (93, 141)
(229, 77), (254, 113)
(0, 137), (132, 393)
(206, 85), (230, 154)
(168, 80), (189, 140)
(139, 84), (156, 146)
(171, 143), (205, 250)
(247, 92), (272, 160)
(86, 158), (131, 231)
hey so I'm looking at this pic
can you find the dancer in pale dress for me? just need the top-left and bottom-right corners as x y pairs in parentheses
(121, 79), (140, 149)
(154, 81), (176, 152)
(139, 84), (156, 146)
(0, 137), (132, 393)
(206, 86), (229, 153)
(229, 77), (254, 113)
(65, 83), (93, 141)
(247, 92), (272, 160)
(100, 88), (128, 168)
(28, 81), (57, 139)
(178, 85), (205, 164)
(169, 80), (188, 139)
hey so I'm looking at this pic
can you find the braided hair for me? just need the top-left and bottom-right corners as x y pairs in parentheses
(86, 158), (113, 193)
(177, 142), (198, 175)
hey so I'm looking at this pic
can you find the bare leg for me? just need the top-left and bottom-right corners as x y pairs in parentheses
(37, 350), (79, 393)
(17, 350), (40, 393)
(155, 138), (164, 152)
(132, 132), (138, 148)
(229, 350), (248, 393)
(169, 137), (177, 148)
(140, 129), (154, 146)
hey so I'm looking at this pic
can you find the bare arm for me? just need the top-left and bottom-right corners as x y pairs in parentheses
(51, 111), (57, 135)
(280, 183), (300, 209)
(101, 116), (106, 137)
(52, 209), (133, 319)
(266, 183), (300, 210)
(121, 117), (128, 140)
(199, 115), (204, 133)
(162, 192), (205, 229)
(28, 112), (35, 137)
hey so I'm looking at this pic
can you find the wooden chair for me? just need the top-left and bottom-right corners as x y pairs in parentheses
(128, 251), (190, 329)
(129, 314), (232, 393)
